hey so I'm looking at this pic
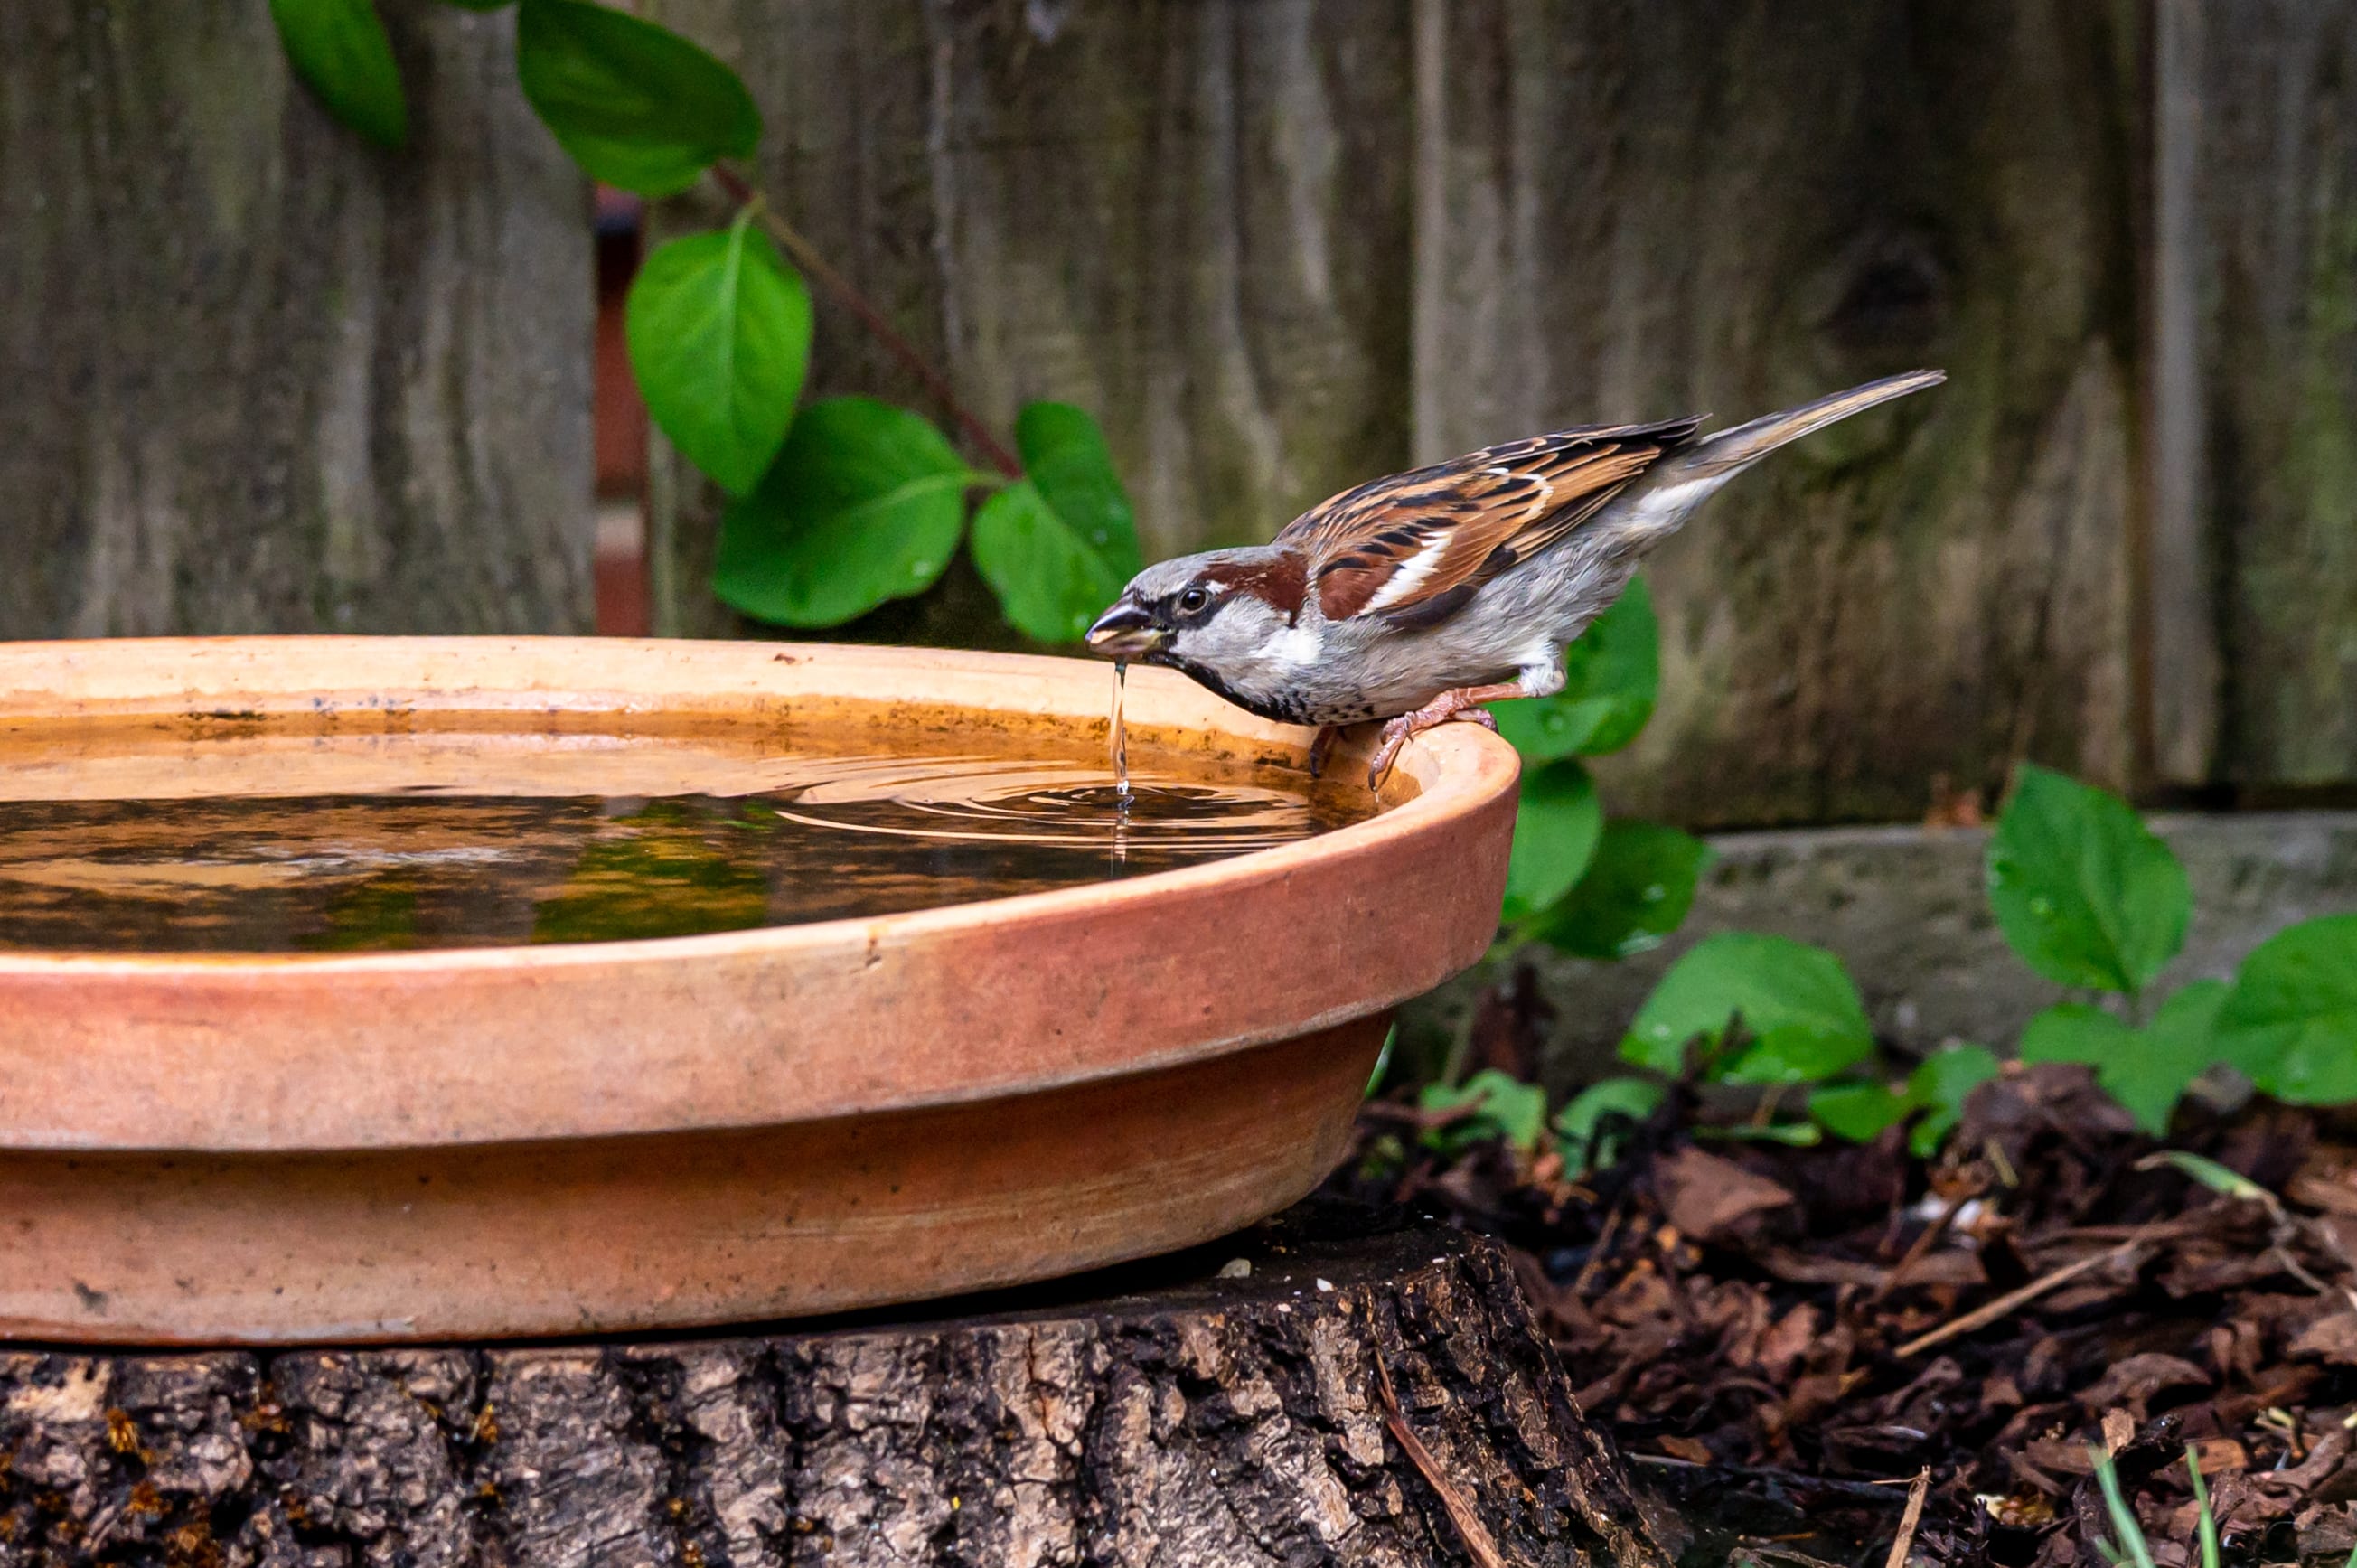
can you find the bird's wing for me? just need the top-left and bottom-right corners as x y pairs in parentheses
(1277, 418), (1702, 627)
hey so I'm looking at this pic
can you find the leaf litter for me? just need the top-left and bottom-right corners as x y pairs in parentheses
(1327, 1062), (2357, 1567)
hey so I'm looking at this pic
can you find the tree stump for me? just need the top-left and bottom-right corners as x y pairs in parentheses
(0, 1207), (1667, 1568)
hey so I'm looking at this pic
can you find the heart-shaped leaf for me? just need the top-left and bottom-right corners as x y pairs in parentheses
(1491, 577), (1659, 760)
(713, 399), (978, 628)
(1526, 819), (1709, 958)
(515, 0), (760, 196)
(2215, 915), (2357, 1104)
(1986, 764), (2190, 995)
(270, 0), (408, 149)
(1501, 758), (1601, 923)
(1621, 932), (1873, 1084)
(626, 218), (811, 496)
(969, 404), (1142, 643)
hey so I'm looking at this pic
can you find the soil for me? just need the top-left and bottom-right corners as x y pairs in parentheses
(1324, 1060), (2357, 1568)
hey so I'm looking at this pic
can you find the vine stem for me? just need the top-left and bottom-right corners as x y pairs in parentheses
(709, 164), (1023, 478)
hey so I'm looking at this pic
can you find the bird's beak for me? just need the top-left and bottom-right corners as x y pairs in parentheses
(1084, 601), (1165, 658)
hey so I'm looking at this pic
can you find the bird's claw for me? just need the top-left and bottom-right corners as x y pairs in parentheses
(1364, 694), (1499, 790)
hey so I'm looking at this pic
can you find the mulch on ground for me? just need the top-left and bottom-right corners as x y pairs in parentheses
(1325, 1062), (2357, 1568)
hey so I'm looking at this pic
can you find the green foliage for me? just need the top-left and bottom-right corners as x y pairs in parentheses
(1526, 820), (1708, 959)
(1502, 760), (1601, 923)
(1809, 1044), (1999, 1158)
(515, 0), (761, 197)
(270, 0), (409, 150)
(1493, 577), (1701, 964)
(1490, 579), (1658, 761)
(712, 398), (979, 627)
(1621, 933), (1873, 1085)
(970, 404), (1142, 643)
(625, 216), (811, 497)
(2020, 981), (2235, 1135)
(2186, 1446), (2222, 1568)
(2147, 1150), (2270, 1204)
(2213, 915), (2357, 1103)
(2091, 1446), (2160, 1568)
(1553, 1076), (1664, 1177)
(1419, 1070), (1549, 1158)
(1987, 764), (2191, 996)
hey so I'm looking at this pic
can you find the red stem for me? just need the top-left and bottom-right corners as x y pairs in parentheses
(709, 164), (1022, 478)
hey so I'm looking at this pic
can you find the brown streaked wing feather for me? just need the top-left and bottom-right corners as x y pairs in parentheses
(1278, 418), (1702, 624)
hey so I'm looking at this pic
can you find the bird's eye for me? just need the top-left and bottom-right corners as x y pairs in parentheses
(1177, 587), (1210, 614)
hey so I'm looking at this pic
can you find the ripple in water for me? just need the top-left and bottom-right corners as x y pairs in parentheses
(0, 746), (1368, 953)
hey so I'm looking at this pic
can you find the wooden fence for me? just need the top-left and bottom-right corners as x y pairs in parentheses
(6, 2), (2352, 829)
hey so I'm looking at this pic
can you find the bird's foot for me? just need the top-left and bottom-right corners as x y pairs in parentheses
(1305, 726), (1341, 780)
(1365, 687), (1507, 790)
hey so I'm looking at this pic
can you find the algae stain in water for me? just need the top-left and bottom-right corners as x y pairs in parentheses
(0, 744), (1368, 953)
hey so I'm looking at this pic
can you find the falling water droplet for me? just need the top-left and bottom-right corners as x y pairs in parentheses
(1110, 659), (1132, 798)
(1107, 661), (1134, 867)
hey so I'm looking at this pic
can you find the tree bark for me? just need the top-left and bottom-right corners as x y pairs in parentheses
(0, 1), (595, 639)
(0, 1212), (1666, 1568)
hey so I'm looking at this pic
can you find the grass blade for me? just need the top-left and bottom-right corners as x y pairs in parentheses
(2090, 1447), (2157, 1568)
(2185, 1445), (2221, 1568)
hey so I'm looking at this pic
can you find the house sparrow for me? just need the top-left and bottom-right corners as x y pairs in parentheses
(1085, 371), (1945, 785)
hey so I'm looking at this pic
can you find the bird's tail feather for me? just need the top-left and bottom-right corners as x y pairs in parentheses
(1676, 369), (1945, 478)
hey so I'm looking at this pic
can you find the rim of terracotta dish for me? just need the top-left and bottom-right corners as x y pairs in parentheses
(0, 637), (1521, 1152)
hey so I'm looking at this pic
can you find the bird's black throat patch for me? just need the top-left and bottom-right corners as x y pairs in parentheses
(1143, 650), (1312, 727)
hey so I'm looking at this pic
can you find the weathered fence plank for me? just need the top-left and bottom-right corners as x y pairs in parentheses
(1413, 0), (2147, 826)
(644, 0), (1415, 644)
(2163, 0), (2357, 789)
(0, 1), (594, 639)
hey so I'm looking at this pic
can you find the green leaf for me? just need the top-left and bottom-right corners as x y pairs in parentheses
(2020, 1000), (2139, 1081)
(1620, 932), (1873, 1084)
(625, 219), (811, 497)
(2143, 1150), (2270, 1204)
(2215, 915), (2357, 1104)
(1502, 759), (1602, 923)
(2130, 981), (2232, 1133)
(270, 0), (408, 150)
(1808, 1081), (1913, 1142)
(1810, 1044), (1998, 1153)
(1491, 577), (1659, 760)
(969, 403), (1143, 643)
(1905, 1043), (2001, 1156)
(713, 398), (976, 628)
(1986, 764), (2190, 995)
(1526, 820), (1709, 958)
(1701, 1120), (1824, 1148)
(514, 0), (760, 196)
(2021, 983), (2230, 1135)
(1019, 402), (1141, 580)
(1419, 1070), (1549, 1157)
(1553, 1075), (1665, 1176)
